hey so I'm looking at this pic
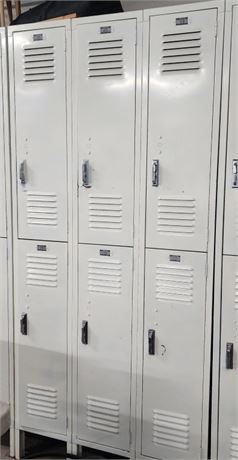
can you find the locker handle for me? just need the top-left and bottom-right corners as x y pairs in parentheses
(233, 160), (238, 188)
(19, 160), (27, 185)
(148, 329), (155, 355)
(152, 160), (159, 187)
(226, 342), (234, 369)
(82, 160), (91, 188)
(81, 320), (88, 345)
(20, 313), (28, 336)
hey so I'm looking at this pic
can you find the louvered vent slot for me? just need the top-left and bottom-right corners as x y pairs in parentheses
(153, 409), (190, 450)
(27, 192), (58, 227)
(161, 31), (201, 73)
(88, 258), (122, 295)
(88, 39), (124, 78)
(157, 196), (196, 235)
(89, 195), (122, 230)
(230, 428), (238, 458)
(23, 45), (55, 82)
(156, 264), (193, 303)
(87, 396), (120, 434)
(26, 253), (58, 287)
(27, 384), (57, 419)
(235, 275), (238, 310)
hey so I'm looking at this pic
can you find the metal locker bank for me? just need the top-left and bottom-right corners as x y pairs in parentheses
(137, 2), (224, 460)
(212, 1), (238, 458)
(8, 20), (72, 457)
(72, 10), (142, 458)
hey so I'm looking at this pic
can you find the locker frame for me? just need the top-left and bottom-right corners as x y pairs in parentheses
(211, 0), (237, 458)
(0, 27), (15, 459)
(71, 10), (143, 459)
(137, 2), (225, 460)
(8, 20), (73, 458)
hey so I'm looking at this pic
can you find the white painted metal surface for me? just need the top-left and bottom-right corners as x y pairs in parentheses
(139, 4), (224, 460)
(214, 3), (238, 459)
(0, 36), (7, 239)
(146, 8), (218, 252)
(73, 19), (137, 247)
(12, 27), (68, 242)
(142, 249), (207, 459)
(15, 240), (67, 436)
(224, 4), (238, 256)
(77, 244), (133, 452)
(0, 239), (9, 409)
(218, 255), (238, 460)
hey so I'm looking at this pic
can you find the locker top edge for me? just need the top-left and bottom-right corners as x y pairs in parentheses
(143, 0), (225, 21)
(8, 18), (71, 37)
(226, 0), (238, 12)
(72, 10), (142, 29)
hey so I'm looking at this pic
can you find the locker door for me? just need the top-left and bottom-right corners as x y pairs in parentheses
(13, 27), (68, 242)
(142, 249), (207, 459)
(218, 256), (238, 459)
(78, 244), (133, 451)
(0, 239), (8, 404)
(146, 10), (217, 252)
(74, 20), (136, 246)
(16, 240), (67, 435)
(224, 6), (238, 255)
(0, 39), (7, 238)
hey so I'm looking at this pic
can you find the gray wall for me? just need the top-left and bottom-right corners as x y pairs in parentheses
(121, 0), (213, 10)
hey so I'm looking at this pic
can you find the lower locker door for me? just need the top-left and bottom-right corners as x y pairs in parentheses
(142, 249), (207, 459)
(0, 239), (9, 405)
(218, 256), (238, 459)
(16, 240), (67, 435)
(78, 244), (133, 451)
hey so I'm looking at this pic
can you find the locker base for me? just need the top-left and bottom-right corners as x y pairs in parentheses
(14, 428), (67, 459)
(75, 439), (131, 459)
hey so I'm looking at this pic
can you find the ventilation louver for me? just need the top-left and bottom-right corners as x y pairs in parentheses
(23, 45), (55, 82)
(88, 39), (124, 78)
(161, 31), (201, 73)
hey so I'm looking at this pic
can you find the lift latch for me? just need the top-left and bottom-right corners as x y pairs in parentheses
(232, 160), (238, 188)
(152, 160), (159, 187)
(226, 342), (234, 369)
(19, 160), (27, 185)
(148, 329), (155, 355)
(82, 160), (91, 188)
(20, 313), (28, 336)
(81, 320), (88, 345)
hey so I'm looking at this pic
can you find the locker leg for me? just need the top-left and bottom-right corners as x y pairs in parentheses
(14, 429), (25, 460)
(66, 442), (82, 458)
(9, 427), (15, 458)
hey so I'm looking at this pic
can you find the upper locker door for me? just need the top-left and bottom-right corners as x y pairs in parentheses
(146, 9), (217, 252)
(0, 33), (7, 238)
(13, 27), (68, 242)
(74, 20), (136, 246)
(224, 5), (238, 256)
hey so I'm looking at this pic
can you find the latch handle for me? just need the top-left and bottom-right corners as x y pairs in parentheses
(19, 160), (27, 185)
(232, 160), (238, 188)
(148, 329), (155, 355)
(20, 313), (28, 336)
(82, 160), (91, 188)
(226, 342), (234, 369)
(152, 160), (159, 187)
(81, 320), (88, 345)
